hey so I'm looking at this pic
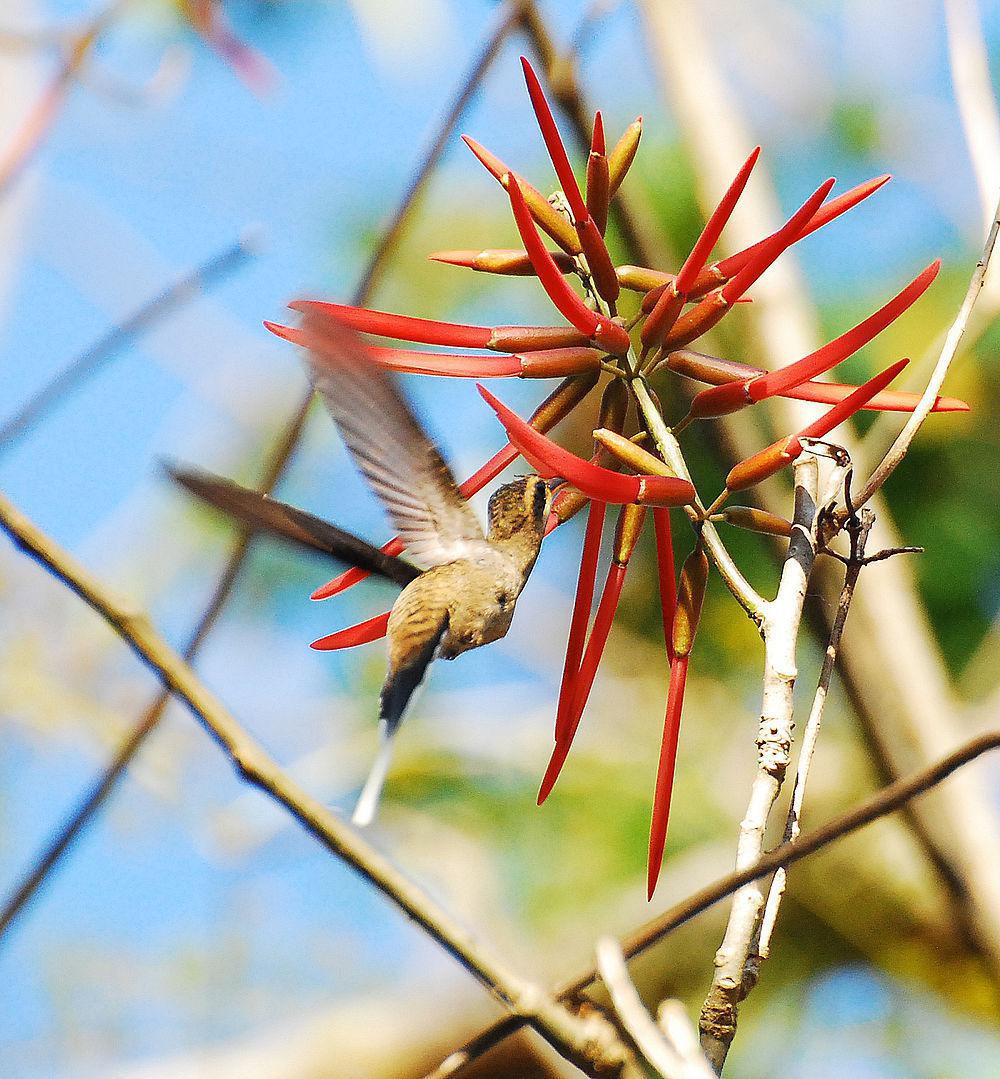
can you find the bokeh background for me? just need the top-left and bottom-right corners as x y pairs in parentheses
(1, 1), (1000, 1076)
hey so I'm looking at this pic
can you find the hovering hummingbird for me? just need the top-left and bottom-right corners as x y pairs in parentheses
(169, 312), (552, 825)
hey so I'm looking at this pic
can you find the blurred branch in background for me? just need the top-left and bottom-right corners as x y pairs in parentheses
(0, 0), (519, 943)
(0, 231), (257, 455)
(0, 0), (132, 199)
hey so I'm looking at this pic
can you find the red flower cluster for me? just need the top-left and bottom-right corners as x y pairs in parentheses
(267, 58), (964, 897)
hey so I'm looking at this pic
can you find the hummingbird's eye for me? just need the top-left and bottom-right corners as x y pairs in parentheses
(530, 477), (548, 520)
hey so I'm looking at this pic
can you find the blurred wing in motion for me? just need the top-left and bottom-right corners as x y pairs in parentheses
(294, 310), (491, 569)
(165, 461), (422, 587)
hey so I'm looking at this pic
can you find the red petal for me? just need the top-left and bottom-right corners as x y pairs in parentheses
(794, 359), (910, 447)
(715, 174), (891, 278)
(591, 110), (606, 155)
(311, 612), (390, 650)
(647, 654), (688, 899)
(554, 500), (606, 744)
(479, 384), (639, 498)
(538, 560), (627, 803)
(721, 178), (835, 302)
(505, 175), (602, 340)
(675, 147), (760, 295)
(367, 347), (520, 377)
(748, 261), (940, 400)
(286, 301), (493, 349)
(520, 55), (589, 223)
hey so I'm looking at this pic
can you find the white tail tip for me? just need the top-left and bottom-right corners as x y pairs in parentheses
(352, 724), (396, 827)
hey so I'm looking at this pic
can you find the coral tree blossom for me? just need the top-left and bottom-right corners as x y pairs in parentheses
(267, 57), (964, 897)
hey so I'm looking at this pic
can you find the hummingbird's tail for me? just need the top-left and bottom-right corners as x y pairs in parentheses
(352, 721), (396, 827)
(351, 613), (448, 825)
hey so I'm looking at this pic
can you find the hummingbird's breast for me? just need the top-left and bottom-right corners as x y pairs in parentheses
(386, 551), (527, 670)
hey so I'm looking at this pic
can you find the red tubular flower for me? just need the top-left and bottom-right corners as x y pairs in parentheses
(478, 385), (697, 506)
(519, 57), (619, 304)
(462, 135), (581, 254)
(674, 146), (761, 295)
(647, 653), (687, 898)
(686, 259), (940, 420)
(666, 349), (968, 413)
(721, 178), (836, 303)
(587, 111), (611, 235)
(659, 179), (835, 352)
(311, 611), (391, 651)
(726, 359), (909, 492)
(506, 175), (630, 354)
(648, 543), (708, 898)
(538, 504), (645, 803)
(286, 301), (493, 348)
(710, 174), (892, 285)
(747, 260), (940, 401)
(520, 55), (589, 223)
(553, 499), (606, 744)
(363, 345), (602, 380)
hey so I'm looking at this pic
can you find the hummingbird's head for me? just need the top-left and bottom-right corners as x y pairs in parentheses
(486, 475), (551, 546)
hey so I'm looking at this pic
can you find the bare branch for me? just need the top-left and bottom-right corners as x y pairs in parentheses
(757, 509), (875, 960)
(0, 233), (257, 455)
(0, 490), (632, 1076)
(698, 454), (820, 1069)
(422, 728), (1000, 1078)
(597, 937), (714, 1079)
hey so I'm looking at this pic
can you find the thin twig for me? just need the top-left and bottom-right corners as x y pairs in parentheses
(421, 728), (1000, 1079)
(0, 232), (257, 454)
(852, 191), (1000, 509)
(0, 4), (518, 942)
(597, 937), (714, 1079)
(0, 0), (130, 199)
(756, 508), (875, 961)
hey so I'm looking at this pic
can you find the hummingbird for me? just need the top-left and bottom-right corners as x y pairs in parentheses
(169, 312), (552, 825)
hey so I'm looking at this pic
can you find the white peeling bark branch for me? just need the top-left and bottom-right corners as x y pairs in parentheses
(597, 937), (714, 1079)
(698, 455), (819, 1070)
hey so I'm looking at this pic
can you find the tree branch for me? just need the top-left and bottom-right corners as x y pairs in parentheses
(0, 489), (634, 1076)
(756, 508), (875, 961)
(421, 728), (1000, 1078)
(697, 454), (820, 1069)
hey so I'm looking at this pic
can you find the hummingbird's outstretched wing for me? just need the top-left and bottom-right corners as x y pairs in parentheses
(164, 461), (422, 587)
(295, 310), (491, 570)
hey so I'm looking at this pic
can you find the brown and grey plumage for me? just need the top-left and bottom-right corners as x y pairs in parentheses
(170, 312), (553, 825)
(299, 311), (552, 824)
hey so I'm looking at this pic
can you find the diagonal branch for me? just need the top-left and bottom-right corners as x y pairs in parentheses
(0, 232), (256, 455)
(0, 2), (519, 942)
(0, 489), (632, 1077)
(422, 727), (1000, 1079)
